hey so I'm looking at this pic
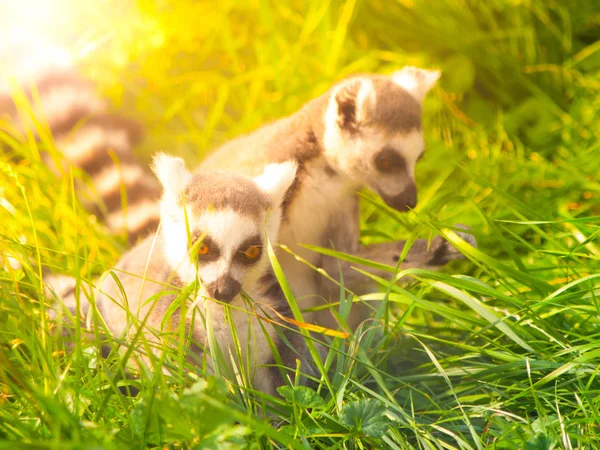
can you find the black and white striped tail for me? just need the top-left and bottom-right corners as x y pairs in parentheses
(0, 44), (161, 243)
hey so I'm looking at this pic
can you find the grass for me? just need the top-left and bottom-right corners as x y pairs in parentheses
(1, 0), (600, 448)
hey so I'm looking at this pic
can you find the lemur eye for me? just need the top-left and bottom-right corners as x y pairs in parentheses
(197, 242), (210, 256)
(374, 148), (406, 173)
(242, 245), (261, 260)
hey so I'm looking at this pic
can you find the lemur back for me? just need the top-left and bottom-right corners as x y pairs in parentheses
(91, 154), (318, 396)
(0, 36), (161, 242)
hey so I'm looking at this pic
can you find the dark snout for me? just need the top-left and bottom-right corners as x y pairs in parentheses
(380, 183), (418, 212)
(206, 275), (241, 302)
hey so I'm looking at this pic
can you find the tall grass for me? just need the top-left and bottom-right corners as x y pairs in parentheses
(1, 0), (600, 448)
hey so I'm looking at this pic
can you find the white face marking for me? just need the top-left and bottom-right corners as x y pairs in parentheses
(368, 129), (425, 197)
(324, 109), (425, 198)
(194, 210), (264, 288)
(162, 208), (275, 293)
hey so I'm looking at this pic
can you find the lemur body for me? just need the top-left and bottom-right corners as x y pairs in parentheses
(92, 155), (317, 396)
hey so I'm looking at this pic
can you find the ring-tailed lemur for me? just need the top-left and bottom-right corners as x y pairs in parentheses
(80, 154), (319, 396)
(0, 35), (162, 243)
(197, 67), (476, 327)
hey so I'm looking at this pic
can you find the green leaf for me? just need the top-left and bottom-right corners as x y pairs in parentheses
(340, 399), (389, 438)
(278, 385), (326, 409)
(525, 433), (557, 450)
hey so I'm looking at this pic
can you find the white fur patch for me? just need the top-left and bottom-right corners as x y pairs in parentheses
(392, 66), (441, 102)
(12, 85), (106, 131)
(106, 199), (160, 234)
(323, 83), (346, 158)
(193, 299), (282, 395)
(57, 125), (130, 164)
(152, 153), (192, 205)
(94, 164), (145, 197)
(355, 78), (375, 123)
(161, 212), (196, 283)
(253, 161), (297, 205)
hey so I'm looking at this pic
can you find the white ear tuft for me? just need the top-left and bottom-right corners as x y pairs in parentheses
(151, 152), (192, 202)
(325, 77), (376, 134)
(392, 66), (441, 102)
(253, 161), (298, 206)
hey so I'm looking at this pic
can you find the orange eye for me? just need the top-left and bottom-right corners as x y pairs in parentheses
(243, 245), (261, 260)
(380, 158), (391, 169)
(197, 242), (210, 256)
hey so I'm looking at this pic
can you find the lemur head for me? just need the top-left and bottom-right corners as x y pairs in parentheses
(322, 66), (440, 211)
(152, 153), (297, 302)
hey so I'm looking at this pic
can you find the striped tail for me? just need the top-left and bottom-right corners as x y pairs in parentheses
(0, 37), (161, 243)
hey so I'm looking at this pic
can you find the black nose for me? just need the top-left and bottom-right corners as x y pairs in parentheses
(381, 184), (418, 212)
(207, 276), (241, 302)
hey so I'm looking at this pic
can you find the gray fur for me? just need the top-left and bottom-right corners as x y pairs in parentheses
(366, 76), (422, 133)
(183, 172), (271, 219)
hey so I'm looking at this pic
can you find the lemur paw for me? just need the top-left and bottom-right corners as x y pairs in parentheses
(389, 224), (477, 267)
(421, 224), (477, 267)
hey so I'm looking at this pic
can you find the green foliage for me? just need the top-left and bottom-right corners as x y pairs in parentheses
(339, 398), (389, 438)
(129, 379), (248, 448)
(1, 0), (600, 448)
(278, 386), (327, 409)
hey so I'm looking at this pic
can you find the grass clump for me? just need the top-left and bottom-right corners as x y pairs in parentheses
(1, 0), (600, 448)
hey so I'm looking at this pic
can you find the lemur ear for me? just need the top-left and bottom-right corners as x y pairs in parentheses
(151, 152), (192, 203)
(326, 78), (376, 134)
(392, 66), (441, 102)
(253, 161), (298, 207)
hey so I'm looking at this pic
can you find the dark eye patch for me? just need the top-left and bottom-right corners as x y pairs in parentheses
(374, 147), (407, 173)
(190, 233), (220, 262)
(234, 235), (263, 266)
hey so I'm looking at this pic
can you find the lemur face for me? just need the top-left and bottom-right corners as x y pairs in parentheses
(184, 211), (268, 302)
(351, 127), (424, 212)
(323, 67), (440, 212)
(152, 154), (296, 302)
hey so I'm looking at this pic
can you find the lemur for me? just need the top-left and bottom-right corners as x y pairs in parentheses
(0, 34), (161, 242)
(198, 67), (476, 327)
(82, 153), (319, 396)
